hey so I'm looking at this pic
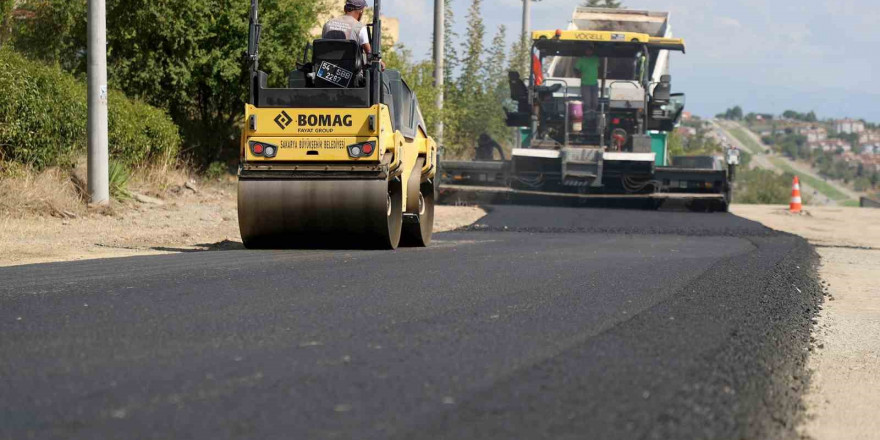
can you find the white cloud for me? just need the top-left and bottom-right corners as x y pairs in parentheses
(387, 0), (880, 120)
(715, 17), (742, 29)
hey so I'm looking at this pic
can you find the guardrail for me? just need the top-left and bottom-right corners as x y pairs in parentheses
(861, 197), (880, 208)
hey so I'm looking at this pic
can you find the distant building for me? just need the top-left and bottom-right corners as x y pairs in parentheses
(681, 111), (692, 121)
(797, 126), (828, 143)
(859, 130), (880, 144)
(846, 153), (880, 173)
(813, 139), (850, 153)
(862, 154), (880, 173)
(860, 144), (880, 155)
(834, 119), (866, 135)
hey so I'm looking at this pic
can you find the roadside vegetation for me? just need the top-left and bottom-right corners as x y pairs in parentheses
(4, 0), (324, 169)
(385, 0), (527, 158)
(1, 0), (538, 165)
(728, 127), (763, 155)
(768, 157), (851, 202)
(718, 105), (879, 196)
(0, 0), (320, 213)
(0, 48), (179, 171)
(0, 46), (184, 215)
(668, 119), (724, 158)
(734, 169), (798, 205)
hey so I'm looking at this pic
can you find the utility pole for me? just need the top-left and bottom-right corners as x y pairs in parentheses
(433, 0), (444, 148)
(87, 0), (109, 205)
(515, 0), (535, 150)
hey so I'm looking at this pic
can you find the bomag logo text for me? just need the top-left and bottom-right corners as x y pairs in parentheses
(297, 114), (353, 127)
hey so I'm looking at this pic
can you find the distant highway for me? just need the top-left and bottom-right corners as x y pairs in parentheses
(0, 206), (821, 439)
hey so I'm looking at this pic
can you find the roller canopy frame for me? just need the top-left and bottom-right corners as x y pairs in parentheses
(246, 0), (386, 108)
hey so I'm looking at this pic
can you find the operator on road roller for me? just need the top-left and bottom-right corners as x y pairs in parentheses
(237, 0), (437, 249)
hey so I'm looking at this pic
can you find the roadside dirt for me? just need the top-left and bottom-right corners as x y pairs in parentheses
(731, 204), (880, 440)
(0, 182), (486, 267)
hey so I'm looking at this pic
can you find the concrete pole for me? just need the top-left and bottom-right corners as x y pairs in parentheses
(516, 0), (532, 149)
(87, 0), (109, 205)
(433, 0), (444, 147)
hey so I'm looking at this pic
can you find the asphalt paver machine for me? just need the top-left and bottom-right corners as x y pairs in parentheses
(441, 8), (735, 211)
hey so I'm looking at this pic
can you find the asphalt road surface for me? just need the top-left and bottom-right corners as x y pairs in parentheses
(0, 206), (822, 440)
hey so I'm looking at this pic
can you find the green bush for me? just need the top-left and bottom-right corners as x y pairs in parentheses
(108, 160), (131, 199)
(0, 47), (180, 170)
(734, 168), (796, 205)
(205, 161), (230, 180)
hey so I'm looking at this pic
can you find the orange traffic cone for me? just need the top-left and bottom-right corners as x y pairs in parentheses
(790, 176), (802, 213)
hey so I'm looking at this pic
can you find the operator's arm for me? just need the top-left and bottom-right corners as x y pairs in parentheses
(359, 27), (385, 70)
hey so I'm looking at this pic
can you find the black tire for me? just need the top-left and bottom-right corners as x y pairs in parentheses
(401, 159), (435, 247)
(379, 177), (404, 250)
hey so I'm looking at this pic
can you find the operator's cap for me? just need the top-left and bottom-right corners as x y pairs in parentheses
(345, 0), (368, 9)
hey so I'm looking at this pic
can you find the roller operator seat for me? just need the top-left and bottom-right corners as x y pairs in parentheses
(312, 33), (365, 88)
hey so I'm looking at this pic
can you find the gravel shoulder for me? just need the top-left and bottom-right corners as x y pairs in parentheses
(0, 183), (486, 267)
(731, 204), (880, 440)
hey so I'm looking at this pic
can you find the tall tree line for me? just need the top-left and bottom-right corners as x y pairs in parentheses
(0, 0), (14, 44)
(5, 0), (626, 161)
(386, 0), (518, 157)
(6, 0), (324, 165)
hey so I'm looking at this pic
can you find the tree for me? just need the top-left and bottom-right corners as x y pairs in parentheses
(718, 106), (743, 121)
(782, 109), (818, 122)
(508, 33), (529, 76)
(441, 0), (459, 90)
(730, 106), (744, 120)
(8, 1), (87, 72)
(457, 0), (485, 103)
(449, 0), (509, 155)
(411, 0), (514, 156)
(11, 0), (324, 165)
(735, 169), (797, 205)
(0, 0), (13, 44)
(667, 130), (684, 157)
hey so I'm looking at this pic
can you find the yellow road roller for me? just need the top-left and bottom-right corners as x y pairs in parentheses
(238, 0), (437, 249)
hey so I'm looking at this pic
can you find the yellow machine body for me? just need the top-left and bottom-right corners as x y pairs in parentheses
(531, 29), (686, 52)
(238, 103), (437, 249)
(239, 2), (436, 249)
(241, 104), (436, 211)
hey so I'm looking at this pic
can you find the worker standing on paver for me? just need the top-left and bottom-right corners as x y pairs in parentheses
(574, 46), (600, 119)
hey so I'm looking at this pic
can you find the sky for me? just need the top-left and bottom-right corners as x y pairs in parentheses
(380, 0), (880, 122)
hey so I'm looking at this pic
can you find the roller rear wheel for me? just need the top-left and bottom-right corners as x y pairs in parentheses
(401, 159), (435, 247)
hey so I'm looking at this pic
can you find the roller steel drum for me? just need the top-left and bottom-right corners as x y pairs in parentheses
(238, 179), (403, 249)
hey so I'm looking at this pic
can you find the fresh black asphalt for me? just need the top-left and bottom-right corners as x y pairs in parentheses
(0, 206), (822, 439)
